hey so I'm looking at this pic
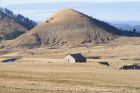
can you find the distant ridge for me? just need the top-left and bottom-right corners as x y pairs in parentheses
(1, 8), (140, 49)
(111, 23), (140, 33)
(0, 7), (37, 41)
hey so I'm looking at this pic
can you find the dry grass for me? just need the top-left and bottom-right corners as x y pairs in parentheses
(0, 62), (140, 93)
(0, 40), (140, 93)
(0, 61), (140, 93)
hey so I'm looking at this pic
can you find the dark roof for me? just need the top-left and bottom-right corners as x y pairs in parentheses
(119, 64), (140, 70)
(69, 53), (86, 62)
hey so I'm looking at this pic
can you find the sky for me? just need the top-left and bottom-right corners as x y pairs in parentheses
(0, 0), (140, 6)
(0, 0), (140, 23)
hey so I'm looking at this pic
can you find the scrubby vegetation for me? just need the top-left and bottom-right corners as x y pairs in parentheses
(0, 7), (37, 41)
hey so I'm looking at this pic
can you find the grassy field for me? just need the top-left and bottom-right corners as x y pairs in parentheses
(0, 62), (140, 93)
(0, 37), (140, 93)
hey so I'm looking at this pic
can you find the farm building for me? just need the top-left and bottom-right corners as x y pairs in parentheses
(64, 53), (86, 63)
(119, 64), (140, 70)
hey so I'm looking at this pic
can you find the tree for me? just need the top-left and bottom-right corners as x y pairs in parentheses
(133, 28), (136, 33)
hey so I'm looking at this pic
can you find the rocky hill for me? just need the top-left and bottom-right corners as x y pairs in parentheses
(2, 9), (140, 49)
(0, 7), (36, 41)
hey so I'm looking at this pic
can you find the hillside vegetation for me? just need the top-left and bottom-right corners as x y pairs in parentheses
(0, 7), (36, 41)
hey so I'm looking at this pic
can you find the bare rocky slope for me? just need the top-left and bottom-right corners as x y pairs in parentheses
(0, 7), (36, 41)
(2, 9), (140, 49)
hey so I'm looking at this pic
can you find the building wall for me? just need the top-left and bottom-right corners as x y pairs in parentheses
(64, 55), (75, 63)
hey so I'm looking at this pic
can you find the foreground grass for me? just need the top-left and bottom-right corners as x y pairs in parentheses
(0, 62), (140, 93)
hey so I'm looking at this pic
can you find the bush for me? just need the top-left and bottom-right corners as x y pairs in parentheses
(5, 30), (25, 40)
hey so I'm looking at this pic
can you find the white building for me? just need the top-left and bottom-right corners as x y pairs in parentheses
(64, 53), (86, 63)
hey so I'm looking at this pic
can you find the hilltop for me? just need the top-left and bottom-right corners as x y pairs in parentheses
(1, 8), (140, 49)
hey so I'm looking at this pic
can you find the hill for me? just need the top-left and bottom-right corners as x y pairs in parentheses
(134, 25), (140, 32)
(111, 23), (140, 33)
(0, 7), (36, 41)
(2, 9), (140, 49)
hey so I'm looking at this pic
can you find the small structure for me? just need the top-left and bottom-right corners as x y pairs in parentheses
(64, 53), (86, 63)
(119, 64), (140, 70)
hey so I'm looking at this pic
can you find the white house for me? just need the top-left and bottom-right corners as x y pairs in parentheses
(64, 53), (86, 63)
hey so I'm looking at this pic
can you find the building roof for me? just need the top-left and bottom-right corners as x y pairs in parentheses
(69, 53), (86, 61)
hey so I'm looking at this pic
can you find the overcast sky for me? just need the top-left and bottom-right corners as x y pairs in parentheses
(0, 0), (140, 23)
